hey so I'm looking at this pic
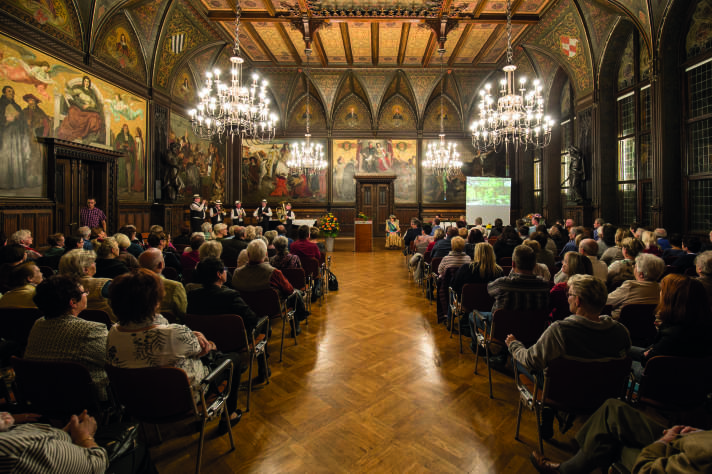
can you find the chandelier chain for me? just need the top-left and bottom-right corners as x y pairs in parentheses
(506, 0), (513, 65)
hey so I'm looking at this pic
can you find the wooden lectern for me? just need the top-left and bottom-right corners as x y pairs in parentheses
(354, 221), (372, 252)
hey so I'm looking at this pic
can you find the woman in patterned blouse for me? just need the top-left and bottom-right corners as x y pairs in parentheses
(106, 269), (244, 431)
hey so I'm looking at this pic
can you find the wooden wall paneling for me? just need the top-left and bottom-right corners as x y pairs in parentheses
(0, 206), (54, 247)
(330, 207), (355, 236)
(118, 204), (152, 233)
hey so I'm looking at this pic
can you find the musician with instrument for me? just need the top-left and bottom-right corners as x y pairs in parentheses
(284, 203), (296, 235)
(189, 194), (207, 233)
(209, 200), (226, 225)
(253, 199), (272, 234)
(231, 200), (246, 226)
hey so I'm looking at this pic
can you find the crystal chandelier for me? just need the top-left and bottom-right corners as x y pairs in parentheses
(422, 49), (462, 177)
(470, 0), (554, 153)
(189, 5), (277, 142)
(288, 49), (327, 174)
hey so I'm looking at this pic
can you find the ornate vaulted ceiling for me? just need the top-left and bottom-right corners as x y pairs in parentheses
(202, 0), (554, 68)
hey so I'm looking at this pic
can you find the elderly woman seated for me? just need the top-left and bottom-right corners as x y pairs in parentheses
(112, 233), (139, 270)
(0, 262), (43, 308)
(607, 237), (645, 290)
(601, 227), (632, 266)
(107, 269), (244, 433)
(94, 237), (129, 279)
(549, 252), (593, 321)
(606, 253), (665, 319)
(24, 275), (109, 400)
(437, 236), (471, 280)
(270, 236), (301, 270)
(59, 249), (115, 322)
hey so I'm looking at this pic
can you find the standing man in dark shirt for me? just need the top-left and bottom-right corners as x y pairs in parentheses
(189, 194), (207, 233)
(253, 199), (272, 235)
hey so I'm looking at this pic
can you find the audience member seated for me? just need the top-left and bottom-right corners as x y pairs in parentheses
(403, 219), (422, 253)
(118, 225), (144, 258)
(181, 233), (204, 272)
(0, 245), (27, 293)
(529, 398), (712, 474)
(522, 240), (551, 282)
(426, 228), (445, 255)
(94, 237), (129, 279)
(606, 253), (664, 319)
(107, 269), (244, 432)
(415, 224), (433, 253)
(464, 228), (486, 259)
(548, 224), (566, 250)
(63, 235), (84, 253)
(451, 243), (503, 297)
(696, 251), (712, 309)
(488, 218), (504, 238)
(232, 239), (309, 335)
(219, 226), (246, 266)
(671, 235), (702, 273)
(579, 238), (607, 281)
(139, 248), (187, 323)
(290, 226), (322, 265)
(655, 227), (670, 251)
(662, 233), (685, 259)
(529, 231), (555, 269)
(25, 275), (109, 400)
(172, 225), (192, 246)
(469, 245), (551, 362)
(43, 233), (65, 257)
(600, 227), (631, 266)
(59, 249), (114, 321)
(0, 411), (114, 473)
(437, 237), (471, 279)
(112, 233), (139, 270)
(309, 227), (326, 255)
(146, 232), (182, 275)
(432, 227), (458, 259)
(187, 257), (269, 384)
(429, 218), (442, 236)
(8, 230), (41, 261)
(201, 222), (213, 241)
(0, 262), (42, 308)
(270, 236), (301, 270)
(641, 230), (662, 257)
(558, 226), (584, 257)
(549, 252), (593, 321)
(506, 274), (631, 440)
(77, 226), (93, 251)
(553, 249), (593, 285)
(607, 237), (644, 290)
(264, 230), (279, 257)
(628, 274), (712, 380)
(492, 226), (520, 262)
(594, 223), (613, 258)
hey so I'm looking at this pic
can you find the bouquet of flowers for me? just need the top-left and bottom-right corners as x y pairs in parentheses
(525, 213), (542, 225)
(356, 212), (370, 221)
(319, 213), (340, 237)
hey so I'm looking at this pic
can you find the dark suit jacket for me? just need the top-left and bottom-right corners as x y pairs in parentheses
(186, 284), (258, 331)
(218, 238), (247, 266)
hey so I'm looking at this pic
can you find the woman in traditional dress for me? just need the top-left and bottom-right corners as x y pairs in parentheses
(385, 215), (402, 249)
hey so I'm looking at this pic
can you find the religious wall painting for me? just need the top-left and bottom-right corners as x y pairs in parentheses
(423, 96), (461, 132)
(94, 17), (148, 84)
(241, 139), (327, 204)
(617, 34), (635, 91)
(421, 139), (503, 203)
(378, 95), (416, 130)
(172, 67), (195, 103)
(686, 0), (712, 60)
(169, 112), (226, 204)
(333, 96), (371, 130)
(3, 0), (82, 49)
(0, 34), (147, 198)
(286, 95), (326, 131)
(332, 139), (417, 203)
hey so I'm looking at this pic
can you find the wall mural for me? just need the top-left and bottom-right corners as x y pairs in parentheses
(241, 139), (328, 204)
(686, 0), (712, 60)
(421, 139), (492, 203)
(172, 66), (196, 103)
(332, 139), (417, 203)
(333, 95), (371, 130)
(168, 112), (225, 203)
(378, 95), (416, 130)
(0, 34), (147, 199)
(94, 14), (147, 84)
(3, 0), (82, 49)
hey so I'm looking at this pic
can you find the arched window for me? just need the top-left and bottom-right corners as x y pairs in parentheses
(560, 78), (573, 203)
(615, 30), (651, 226)
(683, 1), (712, 232)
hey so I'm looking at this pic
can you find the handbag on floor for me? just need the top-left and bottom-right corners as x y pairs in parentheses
(328, 271), (339, 291)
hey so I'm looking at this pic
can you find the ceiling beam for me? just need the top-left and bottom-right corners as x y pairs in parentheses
(340, 23), (353, 65)
(472, 23), (504, 65)
(422, 30), (436, 68)
(447, 23), (471, 66)
(397, 23), (410, 66)
(206, 11), (538, 24)
(371, 23), (379, 66)
(262, 0), (277, 16)
(242, 22), (280, 64)
(276, 23), (302, 65)
(441, 0), (453, 16)
(312, 31), (328, 67)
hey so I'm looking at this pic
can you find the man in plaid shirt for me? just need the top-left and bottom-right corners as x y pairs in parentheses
(80, 198), (107, 231)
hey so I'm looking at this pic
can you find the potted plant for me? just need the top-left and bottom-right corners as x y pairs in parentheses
(319, 213), (340, 252)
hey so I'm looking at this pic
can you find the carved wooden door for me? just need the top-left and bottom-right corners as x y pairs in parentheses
(355, 175), (395, 236)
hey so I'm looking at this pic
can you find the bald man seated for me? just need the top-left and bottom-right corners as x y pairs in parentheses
(139, 248), (188, 322)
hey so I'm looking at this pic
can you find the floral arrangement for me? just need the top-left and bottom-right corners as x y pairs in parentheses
(319, 213), (340, 237)
(525, 213), (542, 225)
(356, 212), (370, 221)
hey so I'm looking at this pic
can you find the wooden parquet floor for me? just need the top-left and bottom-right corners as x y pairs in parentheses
(151, 239), (573, 473)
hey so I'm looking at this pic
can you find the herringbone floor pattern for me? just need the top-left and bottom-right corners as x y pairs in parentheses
(151, 239), (573, 473)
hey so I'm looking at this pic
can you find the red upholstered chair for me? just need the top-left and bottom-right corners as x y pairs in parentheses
(617, 303), (657, 348)
(78, 309), (113, 330)
(240, 288), (295, 362)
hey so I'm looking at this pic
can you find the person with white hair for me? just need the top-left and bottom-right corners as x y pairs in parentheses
(232, 239), (309, 335)
(606, 253), (665, 319)
(579, 238), (607, 281)
(696, 251), (712, 310)
(8, 230), (41, 261)
(139, 248), (187, 322)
